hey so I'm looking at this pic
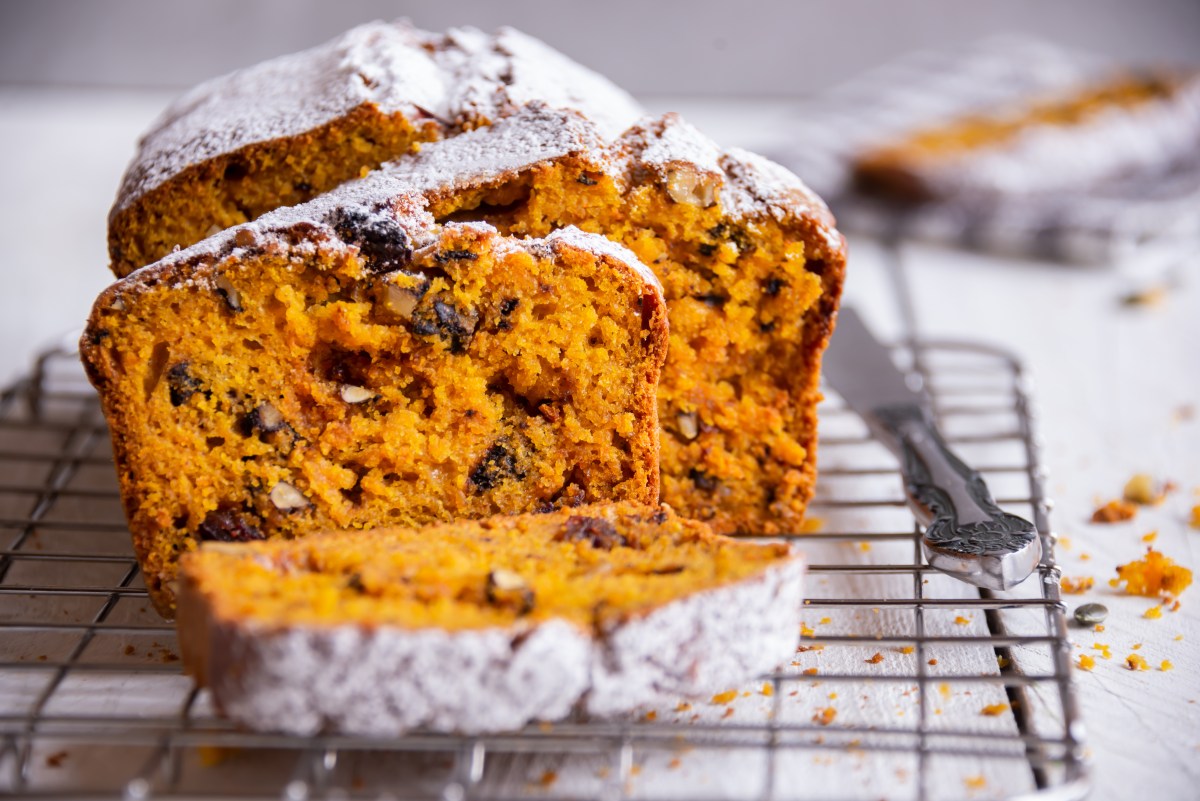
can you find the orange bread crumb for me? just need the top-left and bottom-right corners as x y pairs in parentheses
(980, 703), (1010, 716)
(1114, 548), (1193, 598)
(813, 707), (837, 726)
(1092, 499), (1137, 523)
(1060, 576), (1095, 594)
(711, 690), (738, 705)
(1144, 605), (1164, 619)
(1077, 654), (1095, 671)
(1125, 654), (1149, 671)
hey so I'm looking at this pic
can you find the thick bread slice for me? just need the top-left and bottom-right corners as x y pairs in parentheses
(177, 502), (805, 735)
(83, 171), (668, 617)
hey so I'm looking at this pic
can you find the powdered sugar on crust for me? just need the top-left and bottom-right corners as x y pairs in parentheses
(113, 20), (641, 214)
(200, 616), (592, 736)
(382, 104), (608, 196)
(180, 553), (804, 736)
(124, 103), (840, 294)
(543, 226), (663, 293)
(587, 550), (806, 716)
(720, 148), (843, 254)
(632, 114), (724, 177)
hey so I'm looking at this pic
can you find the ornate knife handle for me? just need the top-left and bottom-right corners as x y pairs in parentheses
(874, 404), (1042, 591)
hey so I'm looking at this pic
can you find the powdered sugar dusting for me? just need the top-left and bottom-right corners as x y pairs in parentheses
(491, 28), (643, 140)
(635, 114), (724, 176)
(114, 20), (642, 213)
(382, 104), (607, 195)
(720, 147), (841, 252)
(544, 226), (663, 292)
(136, 104), (841, 283)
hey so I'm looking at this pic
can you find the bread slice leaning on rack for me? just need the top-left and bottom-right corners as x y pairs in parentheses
(106, 19), (643, 277)
(81, 170), (669, 618)
(177, 501), (806, 736)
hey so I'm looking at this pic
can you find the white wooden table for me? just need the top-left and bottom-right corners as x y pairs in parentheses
(0, 89), (1195, 800)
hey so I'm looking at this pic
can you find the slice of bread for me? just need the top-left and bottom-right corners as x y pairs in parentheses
(177, 502), (805, 735)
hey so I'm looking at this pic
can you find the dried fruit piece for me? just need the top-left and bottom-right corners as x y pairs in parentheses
(269, 481), (309, 512)
(689, 468), (718, 491)
(166, 363), (204, 407)
(556, 515), (627, 550)
(332, 207), (413, 273)
(196, 509), (264, 543)
(412, 297), (480, 353)
(468, 442), (525, 492)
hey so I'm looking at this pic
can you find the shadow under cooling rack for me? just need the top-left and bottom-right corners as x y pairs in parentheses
(0, 344), (1087, 801)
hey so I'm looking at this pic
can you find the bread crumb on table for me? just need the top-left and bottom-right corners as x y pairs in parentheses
(812, 707), (837, 726)
(981, 703), (1011, 716)
(710, 690), (738, 705)
(1060, 576), (1095, 594)
(1125, 654), (1149, 671)
(1076, 654), (1096, 671)
(1112, 548), (1193, 598)
(1091, 499), (1137, 523)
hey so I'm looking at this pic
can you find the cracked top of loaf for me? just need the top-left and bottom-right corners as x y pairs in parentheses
(135, 104), (839, 286)
(112, 20), (643, 216)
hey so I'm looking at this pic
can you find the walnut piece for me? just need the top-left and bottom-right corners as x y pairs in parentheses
(665, 165), (720, 207)
(340, 385), (375, 404)
(269, 481), (309, 512)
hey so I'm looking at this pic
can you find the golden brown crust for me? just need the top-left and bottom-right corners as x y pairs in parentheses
(108, 104), (437, 277)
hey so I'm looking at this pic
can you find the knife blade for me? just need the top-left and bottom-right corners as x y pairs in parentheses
(822, 307), (1041, 591)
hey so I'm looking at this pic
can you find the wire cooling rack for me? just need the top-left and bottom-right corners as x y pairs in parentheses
(0, 343), (1086, 801)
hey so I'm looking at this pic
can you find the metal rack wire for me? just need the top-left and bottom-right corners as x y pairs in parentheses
(0, 342), (1087, 800)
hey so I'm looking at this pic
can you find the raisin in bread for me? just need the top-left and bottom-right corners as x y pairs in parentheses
(82, 172), (668, 617)
(366, 105), (845, 537)
(107, 20), (642, 276)
(853, 71), (1200, 202)
(177, 502), (805, 736)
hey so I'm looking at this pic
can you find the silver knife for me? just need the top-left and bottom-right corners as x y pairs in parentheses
(821, 307), (1041, 590)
